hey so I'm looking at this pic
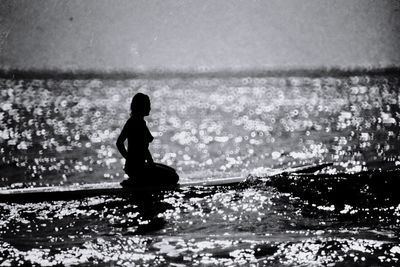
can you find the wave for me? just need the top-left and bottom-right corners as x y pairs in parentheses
(256, 168), (400, 209)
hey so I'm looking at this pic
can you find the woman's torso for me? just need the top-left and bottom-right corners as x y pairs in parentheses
(125, 116), (153, 163)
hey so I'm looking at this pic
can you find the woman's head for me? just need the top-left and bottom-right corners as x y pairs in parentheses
(130, 93), (151, 117)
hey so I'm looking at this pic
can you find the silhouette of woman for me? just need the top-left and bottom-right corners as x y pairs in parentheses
(116, 93), (179, 187)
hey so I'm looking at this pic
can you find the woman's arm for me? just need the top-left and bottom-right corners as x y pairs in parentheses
(145, 147), (154, 165)
(116, 124), (129, 159)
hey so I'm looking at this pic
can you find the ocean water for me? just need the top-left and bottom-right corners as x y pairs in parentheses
(0, 74), (400, 266)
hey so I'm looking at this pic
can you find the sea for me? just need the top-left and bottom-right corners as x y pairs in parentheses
(0, 71), (399, 266)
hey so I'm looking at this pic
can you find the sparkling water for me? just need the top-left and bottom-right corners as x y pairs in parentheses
(0, 74), (399, 265)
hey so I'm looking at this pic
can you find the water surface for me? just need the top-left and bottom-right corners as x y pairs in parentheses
(0, 74), (399, 265)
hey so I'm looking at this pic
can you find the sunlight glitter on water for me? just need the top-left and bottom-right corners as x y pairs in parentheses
(1, 75), (400, 187)
(0, 186), (399, 266)
(1, 74), (400, 265)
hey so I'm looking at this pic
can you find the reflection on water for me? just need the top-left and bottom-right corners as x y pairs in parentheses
(0, 183), (399, 266)
(0, 73), (400, 265)
(0, 75), (399, 187)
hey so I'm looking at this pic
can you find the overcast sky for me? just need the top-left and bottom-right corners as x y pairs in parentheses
(0, 0), (399, 71)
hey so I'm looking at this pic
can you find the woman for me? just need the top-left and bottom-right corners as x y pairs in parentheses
(116, 93), (179, 187)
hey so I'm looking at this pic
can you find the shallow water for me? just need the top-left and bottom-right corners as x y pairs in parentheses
(0, 183), (399, 266)
(0, 74), (400, 265)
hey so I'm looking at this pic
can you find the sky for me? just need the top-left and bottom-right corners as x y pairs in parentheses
(0, 0), (399, 72)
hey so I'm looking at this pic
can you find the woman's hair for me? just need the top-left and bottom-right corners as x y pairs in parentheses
(130, 93), (150, 116)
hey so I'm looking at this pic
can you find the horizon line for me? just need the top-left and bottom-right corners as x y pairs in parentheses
(0, 66), (399, 80)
